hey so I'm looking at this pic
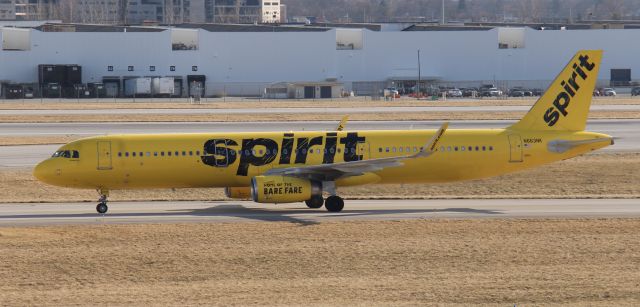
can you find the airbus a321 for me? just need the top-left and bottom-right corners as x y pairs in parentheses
(34, 50), (613, 213)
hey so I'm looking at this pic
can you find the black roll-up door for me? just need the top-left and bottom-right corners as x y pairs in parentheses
(320, 86), (332, 98)
(611, 69), (631, 86)
(304, 86), (315, 99)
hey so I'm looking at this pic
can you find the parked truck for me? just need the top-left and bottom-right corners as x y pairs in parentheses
(124, 78), (152, 97)
(151, 77), (175, 97)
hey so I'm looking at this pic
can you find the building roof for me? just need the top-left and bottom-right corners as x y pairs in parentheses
(176, 23), (331, 32)
(35, 23), (166, 32)
(308, 23), (382, 31)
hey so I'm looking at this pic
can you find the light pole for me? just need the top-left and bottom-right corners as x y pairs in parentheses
(441, 0), (445, 25)
(417, 49), (421, 97)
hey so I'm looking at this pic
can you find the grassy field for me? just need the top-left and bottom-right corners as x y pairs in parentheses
(2, 152), (637, 203)
(0, 218), (639, 305)
(0, 97), (637, 109)
(0, 110), (639, 124)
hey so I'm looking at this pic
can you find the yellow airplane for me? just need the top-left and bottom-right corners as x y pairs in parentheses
(34, 50), (613, 214)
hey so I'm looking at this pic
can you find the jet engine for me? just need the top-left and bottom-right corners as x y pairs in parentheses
(224, 187), (252, 199)
(251, 176), (322, 203)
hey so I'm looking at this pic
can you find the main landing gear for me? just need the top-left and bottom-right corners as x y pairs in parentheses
(305, 195), (324, 209)
(96, 191), (109, 214)
(324, 196), (344, 212)
(305, 195), (345, 212)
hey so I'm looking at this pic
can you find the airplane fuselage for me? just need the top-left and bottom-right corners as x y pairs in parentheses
(34, 129), (611, 191)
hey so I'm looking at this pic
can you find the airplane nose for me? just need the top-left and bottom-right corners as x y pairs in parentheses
(33, 161), (51, 183)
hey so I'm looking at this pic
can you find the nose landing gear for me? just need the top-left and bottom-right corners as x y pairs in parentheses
(96, 191), (109, 214)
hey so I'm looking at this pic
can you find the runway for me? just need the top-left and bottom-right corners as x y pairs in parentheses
(0, 199), (637, 226)
(0, 104), (638, 115)
(0, 119), (635, 169)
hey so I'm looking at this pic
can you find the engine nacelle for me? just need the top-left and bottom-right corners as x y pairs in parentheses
(251, 176), (322, 204)
(224, 187), (252, 199)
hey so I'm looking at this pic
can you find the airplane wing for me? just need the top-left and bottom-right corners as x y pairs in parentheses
(336, 115), (349, 131)
(265, 122), (449, 182)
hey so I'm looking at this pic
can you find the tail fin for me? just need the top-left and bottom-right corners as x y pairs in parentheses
(509, 50), (602, 131)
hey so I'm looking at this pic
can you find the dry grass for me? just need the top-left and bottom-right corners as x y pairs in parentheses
(0, 218), (639, 305)
(0, 97), (637, 110)
(0, 110), (639, 123)
(2, 152), (638, 203)
(0, 136), (78, 146)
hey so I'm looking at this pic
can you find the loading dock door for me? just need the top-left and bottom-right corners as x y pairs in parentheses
(508, 135), (523, 163)
(320, 86), (332, 98)
(97, 141), (113, 170)
(304, 86), (315, 99)
(611, 69), (631, 86)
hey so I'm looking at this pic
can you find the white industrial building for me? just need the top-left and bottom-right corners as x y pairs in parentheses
(1, 23), (640, 98)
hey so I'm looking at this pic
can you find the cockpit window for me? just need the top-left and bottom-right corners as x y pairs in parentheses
(51, 150), (80, 159)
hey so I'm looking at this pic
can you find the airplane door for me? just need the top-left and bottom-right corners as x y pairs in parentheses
(97, 141), (113, 170)
(508, 134), (523, 163)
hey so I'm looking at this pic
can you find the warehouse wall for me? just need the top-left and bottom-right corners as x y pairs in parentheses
(1, 26), (640, 96)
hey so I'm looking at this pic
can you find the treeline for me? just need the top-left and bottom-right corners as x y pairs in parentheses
(283, 0), (640, 23)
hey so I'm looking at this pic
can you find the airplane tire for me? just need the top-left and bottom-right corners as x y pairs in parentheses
(96, 202), (108, 214)
(325, 196), (344, 212)
(305, 195), (324, 209)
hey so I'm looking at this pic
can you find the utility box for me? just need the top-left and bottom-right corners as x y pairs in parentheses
(88, 83), (107, 97)
(4, 84), (24, 99)
(124, 78), (152, 97)
(152, 77), (175, 97)
(43, 83), (61, 98)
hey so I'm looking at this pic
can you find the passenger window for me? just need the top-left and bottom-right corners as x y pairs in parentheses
(482, 146), (486, 151)
(175, 151), (179, 156)
(447, 146), (452, 152)
(392, 147), (396, 153)
(399, 147), (403, 153)
(189, 151), (193, 156)
(413, 147), (418, 152)
(378, 148), (383, 153)
(118, 152), (122, 157)
(72, 150), (79, 158)
(182, 151), (186, 156)
(440, 146), (445, 152)
(454, 146), (458, 151)
(146, 152), (150, 157)
(133, 152), (136, 157)
(475, 146), (479, 151)
(161, 152), (165, 156)
(125, 152), (129, 157)
(406, 147), (410, 152)
(461, 146), (466, 152)
(154, 152), (158, 157)
(139, 152), (143, 157)
(385, 147), (390, 153)
(168, 152), (172, 156)
(489, 146), (494, 151)
(468, 146), (473, 151)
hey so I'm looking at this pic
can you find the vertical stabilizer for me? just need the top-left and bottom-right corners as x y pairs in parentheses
(509, 50), (602, 131)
